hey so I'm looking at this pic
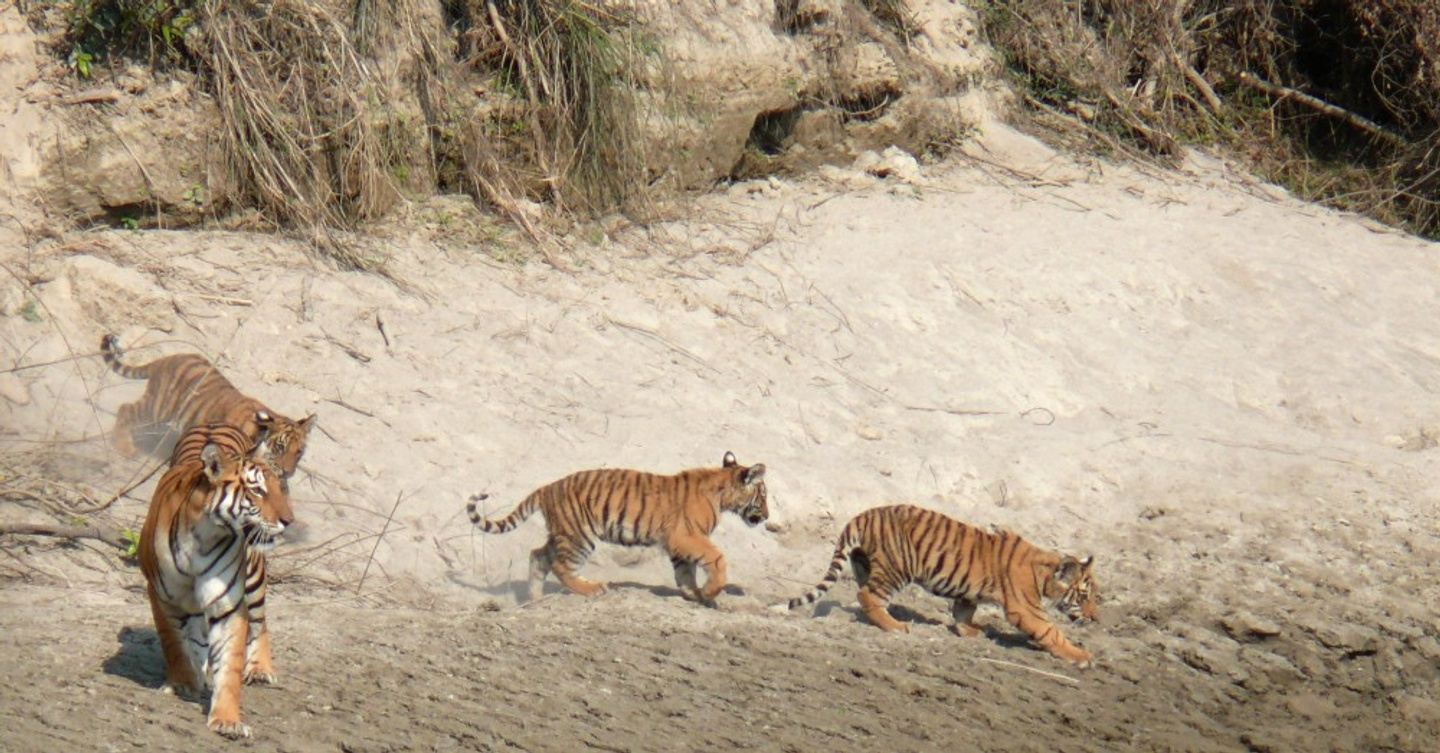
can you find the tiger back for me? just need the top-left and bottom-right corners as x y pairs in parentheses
(101, 334), (316, 478)
(466, 451), (768, 605)
(785, 504), (1099, 667)
(140, 422), (293, 738)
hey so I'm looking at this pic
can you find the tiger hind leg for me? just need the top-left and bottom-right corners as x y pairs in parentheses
(527, 543), (554, 602)
(950, 599), (981, 638)
(858, 586), (909, 633)
(549, 536), (606, 597)
(110, 402), (144, 458)
(853, 559), (908, 633)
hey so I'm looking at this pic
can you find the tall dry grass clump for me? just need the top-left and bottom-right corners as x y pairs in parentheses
(980, 0), (1440, 238)
(53, 0), (652, 264)
(462, 0), (650, 216)
(201, 0), (405, 267)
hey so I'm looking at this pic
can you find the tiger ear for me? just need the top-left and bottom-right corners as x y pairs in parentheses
(1054, 557), (1084, 585)
(201, 443), (224, 483)
(254, 410), (274, 445)
(297, 413), (317, 435)
(1081, 555), (1094, 569)
(742, 463), (766, 486)
(249, 437), (274, 464)
(722, 451), (738, 468)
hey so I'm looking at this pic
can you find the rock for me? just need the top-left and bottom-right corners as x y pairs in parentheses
(854, 146), (921, 183)
(856, 424), (884, 441)
(1220, 611), (1283, 642)
(1284, 692), (1337, 719)
(1310, 623), (1380, 654)
(1393, 693), (1440, 723)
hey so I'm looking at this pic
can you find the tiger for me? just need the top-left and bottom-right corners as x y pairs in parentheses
(100, 334), (316, 480)
(785, 504), (1099, 667)
(139, 420), (294, 738)
(466, 451), (768, 605)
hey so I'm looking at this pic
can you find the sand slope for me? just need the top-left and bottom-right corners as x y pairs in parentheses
(3, 122), (1440, 751)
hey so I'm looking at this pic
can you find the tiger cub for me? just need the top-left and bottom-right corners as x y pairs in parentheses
(467, 451), (768, 605)
(100, 334), (315, 479)
(140, 422), (294, 738)
(786, 504), (1099, 667)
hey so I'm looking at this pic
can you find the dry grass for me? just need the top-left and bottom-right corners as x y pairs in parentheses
(50, 0), (653, 266)
(979, 0), (1440, 239)
(201, 0), (405, 269)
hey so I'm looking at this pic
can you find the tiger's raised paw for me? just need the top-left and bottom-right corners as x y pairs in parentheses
(245, 671), (278, 686)
(208, 719), (252, 739)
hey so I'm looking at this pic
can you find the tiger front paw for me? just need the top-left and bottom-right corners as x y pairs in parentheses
(245, 670), (278, 685)
(207, 717), (252, 739)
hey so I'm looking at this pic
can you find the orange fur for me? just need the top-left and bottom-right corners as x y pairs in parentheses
(467, 451), (768, 605)
(139, 423), (293, 738)
(786, 504), (1099, 667)
(101, 334), (315, 478)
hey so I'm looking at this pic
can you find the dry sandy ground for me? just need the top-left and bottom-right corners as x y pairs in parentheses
(4, 93), (1440, 753)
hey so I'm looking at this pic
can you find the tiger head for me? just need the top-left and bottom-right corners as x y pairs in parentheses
(1048, 555), (1100, 623)
(254, 410), (317, 488)
(720, 451), (769, 527)
(200, 439), (294, 554)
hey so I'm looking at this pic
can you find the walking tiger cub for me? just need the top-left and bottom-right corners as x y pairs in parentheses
(139, 421), (294, 738)
(100, 334), (315, 480)
(467, 452), (768, 605)
(785, 504), (1099, 667)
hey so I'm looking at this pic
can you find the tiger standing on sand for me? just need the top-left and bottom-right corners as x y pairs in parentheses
(100, 334), (315, 479)
(139, 421), (294, 738)
(467, 451), (768, 605)
(785, 504), (1099, 667)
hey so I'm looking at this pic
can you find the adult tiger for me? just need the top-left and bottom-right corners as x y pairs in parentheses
(466, 451), (768, 605)
(139, 421), (294, 738)
(100, 334), (315, 479)
(785, 504), (1099, 667)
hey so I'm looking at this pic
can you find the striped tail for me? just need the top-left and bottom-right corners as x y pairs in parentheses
(787, 521), (861, 609)
(100, 334), (151, 379)
(466, 491), (541, 534)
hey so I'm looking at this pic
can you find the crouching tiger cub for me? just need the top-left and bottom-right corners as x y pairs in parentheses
(101, 334), (315, 479)
(140, 421), (294, 738)
(785, 504), (1099, 667)
(467, 451), (768, 605)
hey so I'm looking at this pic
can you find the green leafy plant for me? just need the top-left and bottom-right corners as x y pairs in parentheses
(64, 0), (200, 75)
(119, 216), (140, 230)
(68, 47), (94, 78)
(19, 300), (42, 323)
(120, 529), (141, 560)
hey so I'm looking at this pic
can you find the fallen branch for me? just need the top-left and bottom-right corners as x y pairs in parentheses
(0, 522), (127, 550)
(974, 656), (1081, 685)
(356, 492), (406, 595)
(1237, 72), (1406, 148)
(60, 88), (121, 106)
(1167, 50), (1221, 115)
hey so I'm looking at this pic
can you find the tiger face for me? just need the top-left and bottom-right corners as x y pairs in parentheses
(199, 441), (294, 554)
(721, 451), (769, 526)
(254, 411), (316, 485)
(1048, 555), (1100, 622)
